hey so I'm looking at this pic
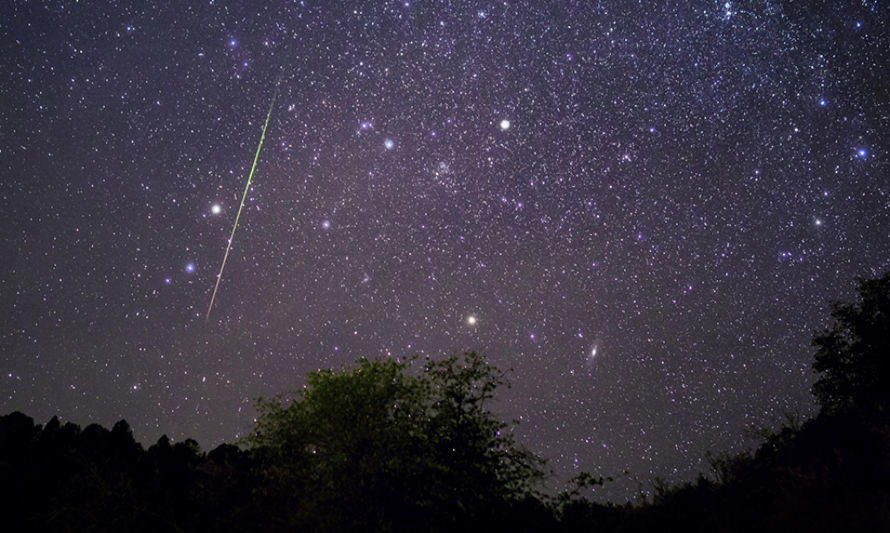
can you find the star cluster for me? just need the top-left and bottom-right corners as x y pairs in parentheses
(1, 1), (887, 499)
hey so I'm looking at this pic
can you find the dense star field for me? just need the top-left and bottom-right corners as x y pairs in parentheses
(1, 1), (887, 499)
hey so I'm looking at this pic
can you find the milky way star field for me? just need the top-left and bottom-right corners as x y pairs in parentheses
(1, 1), (887, 499)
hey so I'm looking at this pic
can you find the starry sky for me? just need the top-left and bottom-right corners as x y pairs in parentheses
(1, 1), (887, 500)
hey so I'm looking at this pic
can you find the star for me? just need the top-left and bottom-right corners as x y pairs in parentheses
(499, 119), (511, 130)
(466, 315), (478, 326)
(185, 263), (195, 273)
(211, 204), (221, 215)
(384, 139), (394, 150)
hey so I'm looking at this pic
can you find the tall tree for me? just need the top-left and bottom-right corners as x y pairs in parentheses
(812, 272), (890, 415)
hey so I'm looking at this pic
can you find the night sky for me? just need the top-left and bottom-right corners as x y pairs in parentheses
(1, 1), (887, 499)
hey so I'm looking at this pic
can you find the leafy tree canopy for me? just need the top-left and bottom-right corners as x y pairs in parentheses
(246, 352), (545, 531)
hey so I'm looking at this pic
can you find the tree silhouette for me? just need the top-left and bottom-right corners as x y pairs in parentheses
(3, 274), (890, 532)
(246, 353), (545, 531)
(812, 272), (890, 415)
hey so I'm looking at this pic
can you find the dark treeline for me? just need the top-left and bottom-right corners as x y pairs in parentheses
(2, 273), (889, 532)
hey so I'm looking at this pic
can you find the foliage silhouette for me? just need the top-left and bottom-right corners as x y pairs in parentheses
(812, 272), (890, 415)
(1, 274), (889, 531)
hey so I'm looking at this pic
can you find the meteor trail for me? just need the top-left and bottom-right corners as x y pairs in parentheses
(206, 87), (278, 321)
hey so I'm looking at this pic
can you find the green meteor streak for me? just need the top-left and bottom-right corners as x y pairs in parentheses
(206, 89), (278, 321)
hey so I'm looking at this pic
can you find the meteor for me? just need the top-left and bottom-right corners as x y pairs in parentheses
(206, 86), (278, 321)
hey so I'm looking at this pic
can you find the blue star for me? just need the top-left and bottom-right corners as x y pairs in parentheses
(185, 263), (195, 273)
(857, 148), (867, 158)
(228, 39), (237, 47)
(384, 139), (394, 150)
(818, 98), (826, 107)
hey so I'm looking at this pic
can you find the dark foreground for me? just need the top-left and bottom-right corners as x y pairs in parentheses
(2, 274), (889, 531)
